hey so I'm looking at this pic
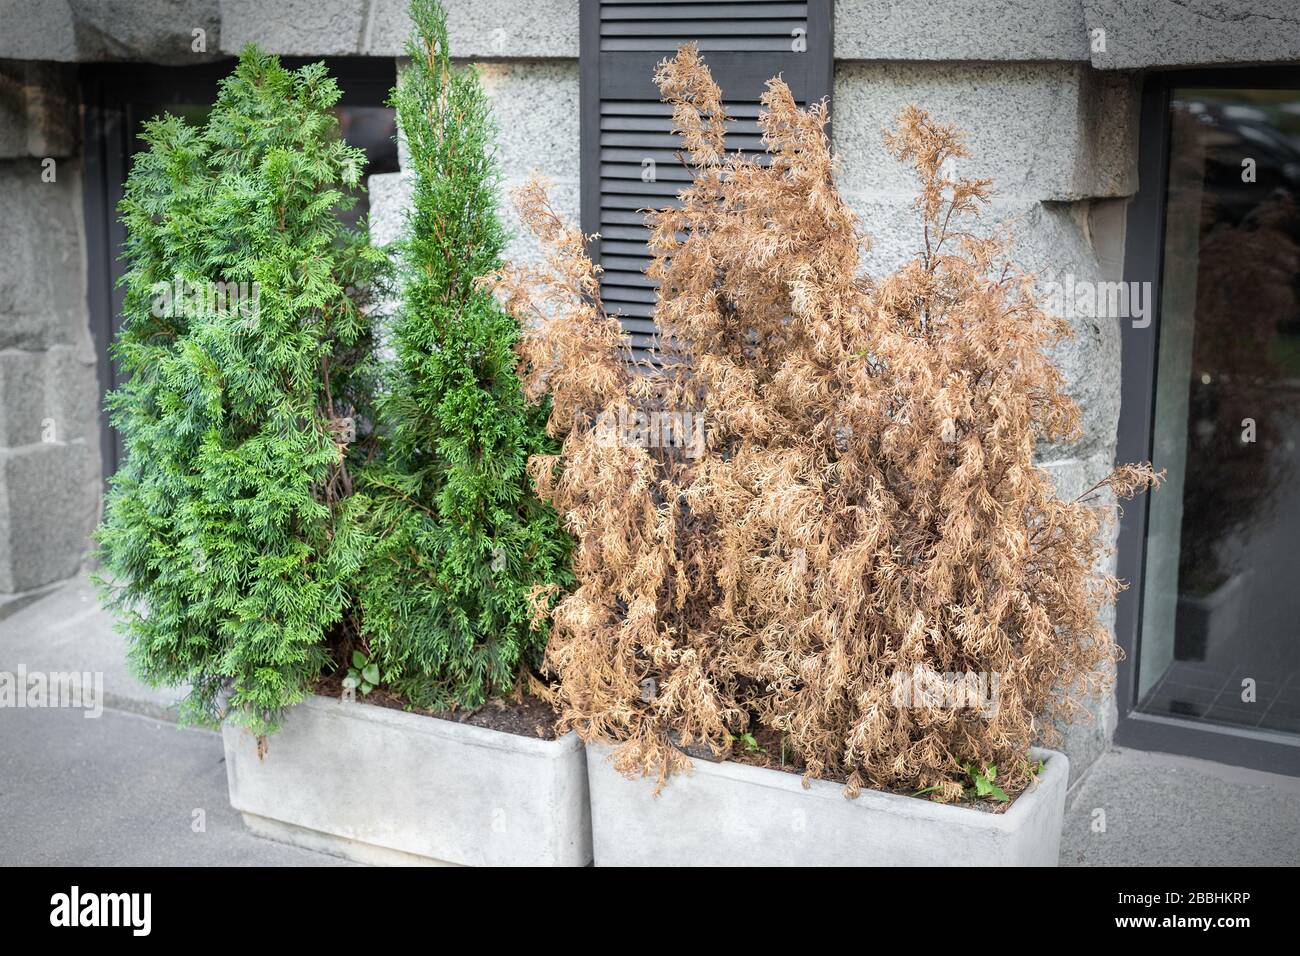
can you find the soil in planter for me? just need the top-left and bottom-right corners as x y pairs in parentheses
(719, 724), (1017, 814)
(313, 673), (560, 740)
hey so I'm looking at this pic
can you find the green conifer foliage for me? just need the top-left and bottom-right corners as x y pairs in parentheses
(356, 0), (571, 709)
(96, 48), (384, 735)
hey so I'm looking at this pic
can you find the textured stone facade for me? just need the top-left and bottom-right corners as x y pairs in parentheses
(0, 58), (99, 603)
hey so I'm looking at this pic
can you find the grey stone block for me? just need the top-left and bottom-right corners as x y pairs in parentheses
(479, 60), (579, 186)
(586, 742), (1069, 866)
(367, 171), (411, 249)
(0, 440), (100, 593)
(0, 1), (79, 61)
(220, 0), (580, 59)
(0, 159), (89, 351)
(833, 61), (1138, 203)
(1037, 452), (1118, 499)
(66, 0), (221, 64)
(1050, 686), (1118, 786)
(0, 154), (96, 599)
(223, 694), (593, 866)
(1084, 0), (1300, 70)
(0, 0), (222, 64)
(218, 0), (367, 57)
(1033, 452), (1124, 784)
(835, 0), (1089, 62)
(0, 61), (78, 158)
(0, 346), (100, 448)
(368, 0), (579, 59)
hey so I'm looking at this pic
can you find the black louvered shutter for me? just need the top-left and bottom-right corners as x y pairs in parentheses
(580, 0), (834, 358)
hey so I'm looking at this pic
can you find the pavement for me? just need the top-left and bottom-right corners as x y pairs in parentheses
(0, 574), (348, 866)
(1060, 746), (1300, 866)
(0, 573), (186, 722)
(0, 707), (351, 865)
(2, 572), (1298, 866)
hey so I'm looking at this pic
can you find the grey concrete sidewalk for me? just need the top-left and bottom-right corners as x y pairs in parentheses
(1061, 747), (1300, 866)
(0, 572), (186, 722)
(0, 707), (350, 865)
(2, 573), (1298, 866)
(0, 573), (346, 865)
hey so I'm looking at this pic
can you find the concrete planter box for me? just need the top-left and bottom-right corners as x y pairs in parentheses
(586, 743), (1068, 866)
(222, 694), (591, 866)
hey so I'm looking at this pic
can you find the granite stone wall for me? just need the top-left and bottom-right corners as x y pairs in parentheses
(0, 59), (100, 604)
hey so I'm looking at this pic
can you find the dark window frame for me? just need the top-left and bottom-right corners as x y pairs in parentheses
(79, 56), (397, 485)
(1116, 64), (1300, 775)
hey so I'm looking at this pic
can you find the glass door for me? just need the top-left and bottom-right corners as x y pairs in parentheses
(1122, 79), (1300, 769)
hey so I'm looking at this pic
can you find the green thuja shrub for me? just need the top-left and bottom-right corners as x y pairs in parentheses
(96, 48), (384, 735)
(355, 0), (570, 709)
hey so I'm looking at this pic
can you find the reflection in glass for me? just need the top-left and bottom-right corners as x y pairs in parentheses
(1139, 88), (1300, 736)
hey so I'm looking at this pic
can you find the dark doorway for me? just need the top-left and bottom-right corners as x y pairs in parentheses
(80, 56), (398, 485)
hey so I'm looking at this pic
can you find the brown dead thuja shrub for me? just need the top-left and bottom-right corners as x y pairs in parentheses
(488, 45), (1159, 800)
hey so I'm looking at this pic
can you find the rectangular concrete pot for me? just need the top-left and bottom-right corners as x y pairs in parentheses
(586, 743), (1068, 866)
(222, 694), (591, 866)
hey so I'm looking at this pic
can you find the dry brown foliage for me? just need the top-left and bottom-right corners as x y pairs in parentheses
(487, 45), (1159, 799)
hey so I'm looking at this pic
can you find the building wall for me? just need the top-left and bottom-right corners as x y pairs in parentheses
(2, 0), (1299, 773)
(0, 60), (100, 606)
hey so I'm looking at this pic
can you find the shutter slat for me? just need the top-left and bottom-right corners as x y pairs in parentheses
(601, 285), (659, 303)
(601, 131), (767, 150)
(600, 163), (695, 182)
(604, 301), (657, 321)
(602, 38), (802, 52)
(599, 225), (655, 241)
(602, 255), (657, 271)
(601, 211), (657, 227)
(600, 179), (685, 198)
(603, 3), (807, 18)
(600, 147), (713, 164)
(602, 115), (762, 133)
(603, 20), (804, 36)
(602, 101), (765, 118)
(601, 0), (803, 5)
(600, 197), (662, 212)
(601, 270), (658, 289)
(599, 196), (655, 211)
(601, 240), (656, 256)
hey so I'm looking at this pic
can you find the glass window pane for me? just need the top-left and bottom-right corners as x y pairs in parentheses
(1139, 88), (1300, 735)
